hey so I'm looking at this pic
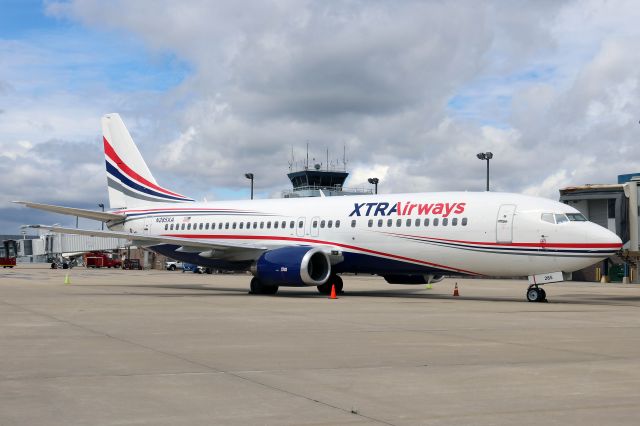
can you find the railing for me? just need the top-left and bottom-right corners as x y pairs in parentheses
(282, 185), (373, 198)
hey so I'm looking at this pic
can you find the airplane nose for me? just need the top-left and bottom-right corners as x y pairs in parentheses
(591, 224), (622, 248)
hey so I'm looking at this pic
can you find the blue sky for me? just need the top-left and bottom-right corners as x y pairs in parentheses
(0, 0), (190, 95)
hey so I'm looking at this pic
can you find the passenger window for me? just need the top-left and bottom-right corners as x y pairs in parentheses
(442, 218), (448, 226)
(199, 223), (203, 230)
(232, 222), (237, 229)
(406, 219), (411, 227)
(225, 223), (229, 229)
(433, 218), (439, 226)
(328, 220), (333, 228)
(541, 213), (555, 224)
(205, 223), (209, 230)
(298, 221), (303, 228)
(462, 218), (468, 226)
(290, 221), (295, 228)
(555, 214), (569, 224)
(320, 220), (325, 228)
(181, 223), (185, 230)
(247, 222), (251, 229)
(254, 222), (258, 229)
(415, 218), (421, 226)
(281, 221), (286, 228)
(260, 222), (264, 229)
(187, 223), (192, 230)
(424, 218), (429, 226)
(164, 224), (168, 230)
(368, 219), (373, 228)
(452, 218), (458, 226)
(218, 223), (223, 230)
(387, 219), (393, 227)
(396, 219), (402, 227)
(378, 219), (383, 227)
(239, 222), (243, 229)
(267, 222), (271, 229)
(274, 221), (279, 229)
(335, 220), (340, 228)
(313, 221), (318, 228)
(351, 219), (356, 228)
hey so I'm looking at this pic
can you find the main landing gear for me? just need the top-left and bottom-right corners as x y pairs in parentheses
(249, 277), (279, 295)
(317, 275), (343, 295)
(526, 285), (547, 303)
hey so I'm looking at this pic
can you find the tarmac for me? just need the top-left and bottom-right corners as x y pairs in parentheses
(2, 265), (640, 425)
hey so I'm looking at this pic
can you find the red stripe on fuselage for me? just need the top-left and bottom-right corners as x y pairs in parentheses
(104, 137), (187, 199)
(161, 233), (480, 275)
(381, 232), (622, 249)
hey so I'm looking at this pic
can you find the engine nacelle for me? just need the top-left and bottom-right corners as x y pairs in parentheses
(383, 274), (445, 284)
(253, 246), (331, 287)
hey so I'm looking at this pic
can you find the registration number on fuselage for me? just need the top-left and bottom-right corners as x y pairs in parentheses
(155, 217), (174, 223)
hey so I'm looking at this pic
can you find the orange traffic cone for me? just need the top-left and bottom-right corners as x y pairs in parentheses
(330, 284), (338, 299)
(453, 282), (459, 297)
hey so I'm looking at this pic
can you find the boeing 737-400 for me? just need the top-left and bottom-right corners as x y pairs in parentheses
(15, 113), (622, 302)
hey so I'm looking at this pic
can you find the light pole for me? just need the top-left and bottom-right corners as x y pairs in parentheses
(476, 152), (493, 191)
(244, 173), (254, 200)
(98, 203), (105, 230)
(367, 177), (379, 194)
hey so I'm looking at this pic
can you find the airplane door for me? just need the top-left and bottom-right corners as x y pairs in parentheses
(496, 204), (516, 243)
(296, 217), (306, 237)
(310, 216), (320, 237)
(143, 217), (152, 235)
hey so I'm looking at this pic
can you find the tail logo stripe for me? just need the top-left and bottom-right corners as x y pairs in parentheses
(104, 137), (192, 201)
(106, 162), (192, 202)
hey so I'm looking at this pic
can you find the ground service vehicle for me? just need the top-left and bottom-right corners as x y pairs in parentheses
(85, 251), (122, 268)
(1, 240), (17, 268)
(165, 260), (183, 271)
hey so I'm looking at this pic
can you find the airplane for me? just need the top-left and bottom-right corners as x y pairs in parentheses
(15, 113), (622, 302)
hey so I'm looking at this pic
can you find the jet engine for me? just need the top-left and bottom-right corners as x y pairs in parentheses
(252, 246), (331, 287)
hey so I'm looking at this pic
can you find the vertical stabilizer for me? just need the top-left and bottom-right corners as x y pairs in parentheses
(102, 113), (194, 209)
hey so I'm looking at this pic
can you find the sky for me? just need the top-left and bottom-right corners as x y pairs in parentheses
(1, 0), (640, 233)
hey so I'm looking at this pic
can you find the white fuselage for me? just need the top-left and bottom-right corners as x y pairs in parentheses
(109, 191), (622, 277)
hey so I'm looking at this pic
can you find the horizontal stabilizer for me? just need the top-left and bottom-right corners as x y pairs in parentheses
(14, 201), (124, 222)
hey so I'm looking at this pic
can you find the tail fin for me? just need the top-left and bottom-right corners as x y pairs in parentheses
(102, 113), (194, 209)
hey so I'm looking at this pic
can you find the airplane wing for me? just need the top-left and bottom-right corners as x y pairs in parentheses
(13, 201), (124, 222)
(26, 225), (270, 261)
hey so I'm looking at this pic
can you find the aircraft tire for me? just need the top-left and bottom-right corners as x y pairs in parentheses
(317, 282), (331, 295)
(250, 277), (279, 295)
(538, 288), (547, 302)
(317, 275), (344, 295)
(526, 287), (540, 303)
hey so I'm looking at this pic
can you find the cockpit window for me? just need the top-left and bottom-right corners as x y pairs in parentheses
(566, 213), (587, 221)
(541, 213), (555, 224)
(554, 214), (569, 224)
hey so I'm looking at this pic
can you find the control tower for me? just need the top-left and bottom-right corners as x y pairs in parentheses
(282, 149), (372, 198)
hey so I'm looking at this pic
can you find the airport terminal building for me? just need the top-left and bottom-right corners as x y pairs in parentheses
(560, 173), (640, 282)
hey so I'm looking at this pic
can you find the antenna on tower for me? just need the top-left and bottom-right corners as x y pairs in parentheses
(288, 146), (296, 172)
(305, 142), (309, 171)
(342, 143), (348, 171)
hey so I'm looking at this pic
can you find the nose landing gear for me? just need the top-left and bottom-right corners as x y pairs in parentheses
(526, 285), (547, 303)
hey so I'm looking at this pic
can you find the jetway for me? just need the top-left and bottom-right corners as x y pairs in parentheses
(17, 231), (129, 260)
